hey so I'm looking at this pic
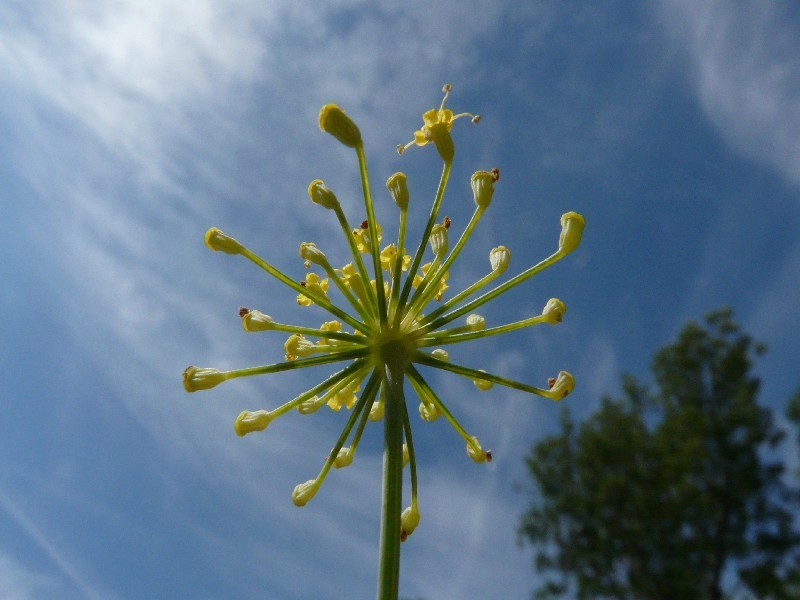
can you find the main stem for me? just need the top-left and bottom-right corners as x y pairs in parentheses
(377, 350), (405, 600)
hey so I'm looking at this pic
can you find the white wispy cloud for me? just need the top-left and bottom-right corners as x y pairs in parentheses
(657, 0), (800, 187)
(0, 552), (56, 600)
(0, 491), (108, 600)
(2, 1), (553, 597)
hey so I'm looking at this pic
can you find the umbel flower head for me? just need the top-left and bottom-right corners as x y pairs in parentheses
(183, 84), (584, 544)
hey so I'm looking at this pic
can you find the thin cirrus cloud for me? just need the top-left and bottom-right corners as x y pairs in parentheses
(1, 2), (532, 599)
(3, 1), (798, 599)
(658, 0), (800, 187)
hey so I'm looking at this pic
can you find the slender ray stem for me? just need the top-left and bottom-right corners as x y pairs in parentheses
(223, 348), (369, 381)
(239, 247), (369, 333)
(269, 359), (368, 419)
(417, 315), (548, 346)
(388, 208), (408, 322)
(419, 250), (564, 334)
(267, 322), (367, 344)
(413, 352), (561, 400)
(332, 203), (381, 323)
(404, 205), (485, 321)
(393, 160), (452, 328)
(356, 143), (388, 326)
(406, 365), (483, 455)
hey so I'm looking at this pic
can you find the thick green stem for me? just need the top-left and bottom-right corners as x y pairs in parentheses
(377, 351), (405, 600)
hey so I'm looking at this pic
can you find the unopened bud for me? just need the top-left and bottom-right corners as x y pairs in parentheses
(466, 314), (486, 332)
(242, 309), (275, 332)
(541, 298), (566, 325)
(204, 228), (244, 255)
(292, 479), (319, 507)
(300, 242), (327, 266)
(473, 369), (493, 391)
(318, 104), (362, 148)
(558, 212), (585, 255)
(466, 436), (490, 463)
(419, 401), (439, 422)
(182, 366), (225, 392)
(429, 223), (449, 258)
(284, 334), (316, 360)
(333, 447), (353, 469)
(431, 348), (449, 362)
(471, 170), (495, 209)
(369, 397), (384, 421)
(489, 246), (510, 273)
(296, 396), (322, 415)
(400, 505), (421, 541)
(234, 410), (272, 436)
(307, 179), (339, 210)
(547, 370), (575, 400)
(386, 172), (409, 211)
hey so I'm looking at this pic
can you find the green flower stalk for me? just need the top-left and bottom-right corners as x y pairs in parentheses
(183, 84), (585, 600)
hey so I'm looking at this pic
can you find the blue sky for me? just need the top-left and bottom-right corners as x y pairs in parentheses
(1, 1), (799, 598)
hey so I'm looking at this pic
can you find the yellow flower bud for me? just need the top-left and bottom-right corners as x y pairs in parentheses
(318, 104), (362, 148)
(284, 334), (316, 360)
(489, 246), (510, 273)
(466, 314), (486, 332)
(300, 242), (327, 266)
(182, 366), (225, 392)
(547, 371), (575, 400)
(466, 436), (491, 463)
(419, 401), (439, 422)
(472, 369), (493, 391)
(204, 227), (244, 255)
(558, 212), (585, 255)
(541, 298), (566, 325)
(386, 172), (409, 211)
(369, 397), (384, 421)
(234, 410), (272, 436)
(241, 309), (275, 332)
(292, 479), (319, 507)
(307, 179), (339, 210)
(471, 170), (495, 209)
(431, 348), (449, 362)
(296, 396), (323, 415)
(333, 447), (353, 469)
(400, 505), (421, 541)
(429, 223), (448, 259)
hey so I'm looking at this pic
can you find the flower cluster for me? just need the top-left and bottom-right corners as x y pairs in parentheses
(183, 84), (584, 542)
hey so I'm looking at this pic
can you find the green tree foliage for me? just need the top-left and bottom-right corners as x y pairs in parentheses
(519, 308), (800, 599)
